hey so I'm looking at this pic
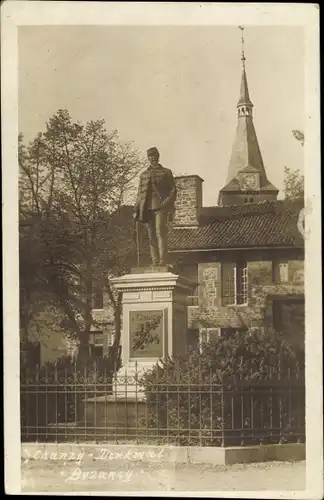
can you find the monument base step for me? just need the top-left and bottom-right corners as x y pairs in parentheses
(83, 395), (147, 427)
(131, 264), (175, 274)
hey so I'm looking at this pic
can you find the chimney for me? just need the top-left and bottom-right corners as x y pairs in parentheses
(173, 175), (204, 226)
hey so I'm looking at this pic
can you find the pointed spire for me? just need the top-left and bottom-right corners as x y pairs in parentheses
(218, 26), (279, 205)
(237, 26), (253, 108)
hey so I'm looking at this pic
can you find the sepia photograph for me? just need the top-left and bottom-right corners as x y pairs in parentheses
(2, 2), (322, 497)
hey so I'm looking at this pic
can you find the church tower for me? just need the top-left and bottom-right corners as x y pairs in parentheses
(218, 27), (279, 206)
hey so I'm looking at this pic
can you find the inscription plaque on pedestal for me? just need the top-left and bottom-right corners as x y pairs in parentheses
(129, 310), (164, 358)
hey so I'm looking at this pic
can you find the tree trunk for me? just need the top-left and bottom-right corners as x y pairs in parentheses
(77, 332), (91, 364)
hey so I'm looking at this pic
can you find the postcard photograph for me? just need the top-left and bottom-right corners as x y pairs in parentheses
(2, 2), (322, 497)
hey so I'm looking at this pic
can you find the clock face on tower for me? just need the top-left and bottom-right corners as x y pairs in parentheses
(239, 173), (259, 190)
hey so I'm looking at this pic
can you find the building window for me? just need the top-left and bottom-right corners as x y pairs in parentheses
(237, 263), (248, 304)
(90, 331), (104, 357)
(222, 261), (248, 305)
(107, 331), (115, 347)
(181, 264), (199, 306)
(186, 284), (199, 306)
(199, 328), (220, 352)
(90, 330), (115, 355)
(92, 285), (103, 309)
(273, 261), (289, 283)
(220, 327), (247, 339)
(91, 345), (103, 358)
(187, 329), (199, 349)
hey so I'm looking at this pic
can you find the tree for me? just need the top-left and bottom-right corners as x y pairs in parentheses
(19, 132), (63, 357)
(283, 167), (304, 200)
(19, 109), (145, 362)
(283, 130), (305, 200)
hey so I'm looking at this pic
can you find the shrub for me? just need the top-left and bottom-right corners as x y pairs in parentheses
(139, 328), (305, 446)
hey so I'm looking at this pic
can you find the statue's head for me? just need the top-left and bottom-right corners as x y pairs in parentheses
(147, 147), (159, 166)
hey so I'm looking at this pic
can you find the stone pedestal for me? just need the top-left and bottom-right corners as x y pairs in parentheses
(110, 267), (194, 398)
(82, 268), (194, 431)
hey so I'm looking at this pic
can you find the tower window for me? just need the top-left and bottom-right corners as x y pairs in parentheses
(249, 197), (254, 202)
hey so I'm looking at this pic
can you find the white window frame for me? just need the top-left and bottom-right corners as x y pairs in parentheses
(238, 264), (248, 305)
(278, 262), (289, 283)
(273, 261), (289, 283)
(233, 265), (237, 305)
(107, 331), (115, 347)
(199, 328), (221, 352)
(225, 263), (248, 306)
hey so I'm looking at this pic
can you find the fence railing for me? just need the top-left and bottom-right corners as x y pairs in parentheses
(20, 363), (305, 447)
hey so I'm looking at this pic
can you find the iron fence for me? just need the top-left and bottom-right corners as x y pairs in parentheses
(21, 362), (305, 447)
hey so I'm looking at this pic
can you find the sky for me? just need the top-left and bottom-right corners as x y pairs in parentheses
(18, 25), (304, 206)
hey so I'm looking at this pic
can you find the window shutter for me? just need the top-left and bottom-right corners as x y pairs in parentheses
(279, 263), (289, 283)
(222, 262), (236, 305)
(273, 261), (289, 283)
(198, 263), (222, 309)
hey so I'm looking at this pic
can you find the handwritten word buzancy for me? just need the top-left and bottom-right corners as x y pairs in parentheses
(65, 468), (133, 483)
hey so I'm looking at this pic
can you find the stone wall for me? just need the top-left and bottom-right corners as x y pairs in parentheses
(184, 253), (304, 338)
(173, 175), (203, 226)
(34, 251), (304, 363)
(96, 254), (304, 339)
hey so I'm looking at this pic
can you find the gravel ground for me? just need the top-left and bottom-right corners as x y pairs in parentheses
(21, 459), (306, 493)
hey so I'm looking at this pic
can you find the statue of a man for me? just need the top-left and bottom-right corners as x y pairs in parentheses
(133, 147), (176, 266)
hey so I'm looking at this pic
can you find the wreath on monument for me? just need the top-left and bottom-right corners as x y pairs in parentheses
(132, 314), (162, 351)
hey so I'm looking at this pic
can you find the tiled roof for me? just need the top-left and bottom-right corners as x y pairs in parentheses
(169, 200), (304, 251)
(111, 200), (304, 254)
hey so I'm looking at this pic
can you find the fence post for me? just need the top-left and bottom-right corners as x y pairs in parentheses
(198, 358), (202, 447)
(209, 362), (213, 446)
(220, 378), (225, 447)
(278, 356), (284, 444)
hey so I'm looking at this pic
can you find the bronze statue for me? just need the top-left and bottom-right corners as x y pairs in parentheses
(134, 147), (176, 266)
